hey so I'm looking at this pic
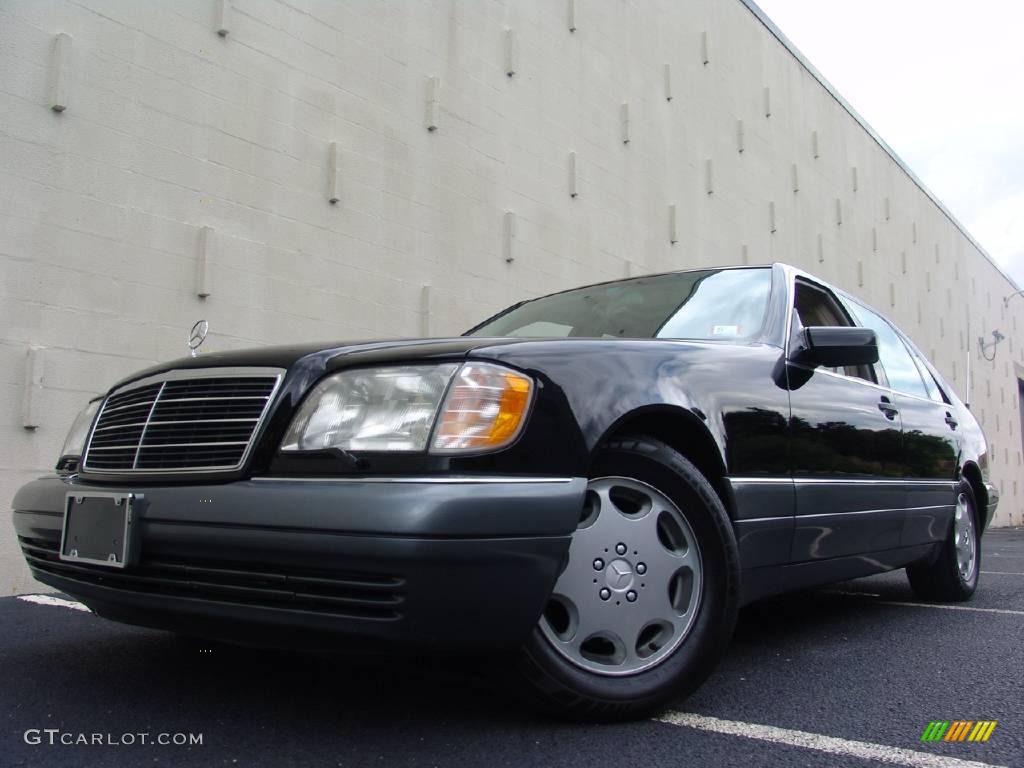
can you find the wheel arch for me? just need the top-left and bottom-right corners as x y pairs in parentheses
(960, 461), (989, 531)
(592, 405), (733, 518)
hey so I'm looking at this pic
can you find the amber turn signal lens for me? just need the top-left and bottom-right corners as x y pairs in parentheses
(431, 363), (533, 452)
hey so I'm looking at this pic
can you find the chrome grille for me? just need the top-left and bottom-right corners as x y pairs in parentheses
(83, 368), (284, 473)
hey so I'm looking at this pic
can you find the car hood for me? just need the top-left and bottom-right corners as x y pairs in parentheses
(108, 337), (536, 391)
(107, 335), (746, 394)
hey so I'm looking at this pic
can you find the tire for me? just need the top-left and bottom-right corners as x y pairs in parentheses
(906, 481), (980, 602)
(513, 435), (740, 722)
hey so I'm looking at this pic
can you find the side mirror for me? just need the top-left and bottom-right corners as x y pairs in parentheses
(792, 326), (879, 368)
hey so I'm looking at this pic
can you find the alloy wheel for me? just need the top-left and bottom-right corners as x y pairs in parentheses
(539, 476), (703, 676)
(953, 492), (976, 582)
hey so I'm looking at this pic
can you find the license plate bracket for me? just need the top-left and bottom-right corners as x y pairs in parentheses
(60, 492), (138, 568)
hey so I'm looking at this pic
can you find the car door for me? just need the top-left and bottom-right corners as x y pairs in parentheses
(842, 300), (961, 547)
(786, 278), (906, 562)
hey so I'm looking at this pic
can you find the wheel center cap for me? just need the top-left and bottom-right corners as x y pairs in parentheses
(604, 559), (634, 592)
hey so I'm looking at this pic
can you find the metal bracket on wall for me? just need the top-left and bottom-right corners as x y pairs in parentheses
(49, 33), (72, 112)
(328, 142), (341, 204)
(426, 76), (440, 131)
(22, 347), (44, 430)
(216, 0), (230, 36)
(503, 211), (516, 263)
(504, 29), (518, 77)
(420, 284), (432, 337)
(196, 226), (213, 299)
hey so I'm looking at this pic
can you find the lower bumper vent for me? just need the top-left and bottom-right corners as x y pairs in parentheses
(19, 537), (404, 621)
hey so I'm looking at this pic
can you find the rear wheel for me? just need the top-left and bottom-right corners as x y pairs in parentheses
(907, 482), (980, 602)
(514, 436), (739, 721)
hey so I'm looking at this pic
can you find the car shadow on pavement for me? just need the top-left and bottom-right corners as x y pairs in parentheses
(0, 573), (922, 734)
(0, 604), (545, 735)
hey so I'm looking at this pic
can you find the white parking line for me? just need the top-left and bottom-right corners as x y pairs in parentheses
(822, 592), (1024, 617)
(875, 601), (1024, 617)
(16, 594), (90, 612)
(655, 712), (1007, 768)
(981, 571), (1024, 576)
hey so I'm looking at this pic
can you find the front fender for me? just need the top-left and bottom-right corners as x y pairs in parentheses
(468, 339), (790, 478)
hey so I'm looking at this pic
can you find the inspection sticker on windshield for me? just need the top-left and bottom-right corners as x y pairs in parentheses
(711, 325), (739, 337)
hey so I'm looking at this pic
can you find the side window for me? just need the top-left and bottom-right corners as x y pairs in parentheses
(910, 350), (948, 404)
(793, 281), (876, 383)
(846, 301), (930, 399)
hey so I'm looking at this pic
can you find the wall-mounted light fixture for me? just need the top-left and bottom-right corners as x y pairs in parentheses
(1004, 289), (1024, 307)
(979, 330), (1005, 362)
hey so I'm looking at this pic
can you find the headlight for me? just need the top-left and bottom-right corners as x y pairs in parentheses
(58, 399), (101, 464)
(281, 365), (459, 452)
(280, 362), (533, 454)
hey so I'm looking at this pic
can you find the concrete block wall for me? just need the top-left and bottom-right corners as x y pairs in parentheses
(1, 0), (1020, 594)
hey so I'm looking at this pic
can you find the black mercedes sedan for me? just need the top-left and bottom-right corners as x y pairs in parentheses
(12, 263), (997, 721)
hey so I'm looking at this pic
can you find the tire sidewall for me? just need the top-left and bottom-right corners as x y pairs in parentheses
(520, 438), (739, 708)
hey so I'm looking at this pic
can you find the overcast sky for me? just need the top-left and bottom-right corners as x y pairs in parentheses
(754, 0), (1024, 290)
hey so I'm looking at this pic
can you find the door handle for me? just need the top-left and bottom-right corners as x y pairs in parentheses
(878, 396), (899, 420)
(945, 411), (958, 430)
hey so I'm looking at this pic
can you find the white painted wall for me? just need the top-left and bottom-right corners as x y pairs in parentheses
(1, 0), (1021, 595)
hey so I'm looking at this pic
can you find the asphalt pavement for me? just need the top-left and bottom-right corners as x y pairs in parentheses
(2, 529), (1022, 768)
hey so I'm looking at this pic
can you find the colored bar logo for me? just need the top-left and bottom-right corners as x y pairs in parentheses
(921, 721), (997, 742)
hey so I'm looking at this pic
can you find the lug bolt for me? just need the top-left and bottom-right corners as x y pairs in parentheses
(636, 562), (647, 575)
(593, 558), (604, 570)
(626, 590), (637, 603)
(599, 588), (611, 601)
(615, 542), (627, 555)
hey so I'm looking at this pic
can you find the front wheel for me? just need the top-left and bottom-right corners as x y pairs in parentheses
(907, 482), (980, 602)
(514, 436), (740, 721)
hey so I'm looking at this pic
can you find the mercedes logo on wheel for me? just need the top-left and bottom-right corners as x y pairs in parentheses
(605, 559), (634, 591)
(188, 319), (209, 357)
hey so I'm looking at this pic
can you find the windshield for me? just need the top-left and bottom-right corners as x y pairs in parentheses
(467, 267), (773, 341)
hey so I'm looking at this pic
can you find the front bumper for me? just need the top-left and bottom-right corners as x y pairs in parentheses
(984, 482), (1000, 528)
(12, 475), (586, 651)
